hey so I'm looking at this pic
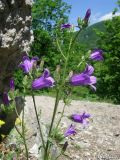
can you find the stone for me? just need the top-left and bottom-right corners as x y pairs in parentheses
(0, 0), (33, 91)
(29, 143), (39, 158)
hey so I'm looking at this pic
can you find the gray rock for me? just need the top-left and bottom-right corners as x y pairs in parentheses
(0, 0), (33, 91)
(29, 143), (39, 158)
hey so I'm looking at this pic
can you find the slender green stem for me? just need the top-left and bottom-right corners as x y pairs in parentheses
(55, 104), (66, 129)
(14, 99), (28, 159)
(55, 153), (62, 160)
(56, 38), (66, 60)
(48, 90), (60, 136)
(44, 29), (82, 159)
(44, 35), (72, 159)
(44, 89), (60, 160)
(32, 93), (45, 149)
(22, 106), (29, 160)
(13, 99), (23, 130)
(70, 30), (81, 51)
(15, 125), (23, 139)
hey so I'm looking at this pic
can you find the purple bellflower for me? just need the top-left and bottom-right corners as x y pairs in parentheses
(10, 78), (15, 90)
(90, 49), (103, 61)
(70, 64), (97, 90)
(61, 23), (72, 29)
(19, 56), (39, 74)
(84, 9), (91, 23)
(71, 112), (91, 126)
(32, 69), (55, 90)
(3, 92), (10, 105)
(64, 124), (76, 137)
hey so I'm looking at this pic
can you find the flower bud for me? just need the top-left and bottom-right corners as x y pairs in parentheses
(84, 9), (91, 23)
(62, 141), (68, 152)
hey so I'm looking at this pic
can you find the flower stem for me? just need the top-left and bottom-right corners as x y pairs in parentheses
(56, 38), (66, 60)
(44, 29), (81, 159)
(13, 99), (28, 159)
(22, 106), (29, 160)
(14, 125), (23, 139)
(32, 93), (45, 149)
(44, 89), (60, 159)
(55, 104), (66, 129)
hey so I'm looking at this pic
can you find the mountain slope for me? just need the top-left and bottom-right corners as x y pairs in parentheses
(78, 21), (106, 49)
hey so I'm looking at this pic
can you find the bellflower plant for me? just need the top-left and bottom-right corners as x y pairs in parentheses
(19, 56), (39, 74)
(71, 112), (91, 126)
(90, 49), (104, 61)
(64, 124), (76, 137)
(32, 69), (55, 90)
(70, 64), (97, 90)
(4, 7), (105, 160)
(61, 23), (72, 29)
(84, 9), (91, 23)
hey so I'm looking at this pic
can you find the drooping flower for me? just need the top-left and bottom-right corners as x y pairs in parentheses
(70, 64), (97, 90)
(3, 92), (10, 105)
(19, 56), (39, 74)
(10, 78), (15, 90)
(64, 124), (76, 137)
(90, 49), (103, 61)
(71, 112), (91, 126)
(32, 69), (55, 90)
(84, 9), (91, 22)
(61, 23), (72, 29)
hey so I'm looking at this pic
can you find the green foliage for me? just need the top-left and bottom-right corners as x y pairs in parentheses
(14, 69), (25, 92)
(51, 127), (65, 143)
(96, 16), (120, 103)
(32, 0), (71, 31)
(30, 0), (71, 70)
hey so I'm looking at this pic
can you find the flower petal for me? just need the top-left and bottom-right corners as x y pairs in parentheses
(43, 69), (50, 78)
(84, 9), (91, 22)
(64, 124), (76, 137)
(90, 76), (97, 84)
(90, 49), (103, 61)
(46, 77), (55, 86)
(23, 56), (30, 61)
(32, 69), (55, 90)
(70, 73), (90, 86)
(61, 23), (72, 29)
(83, 64), (94, 75)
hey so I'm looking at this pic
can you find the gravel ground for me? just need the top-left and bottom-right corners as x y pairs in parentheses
(24, 96), (120, 160)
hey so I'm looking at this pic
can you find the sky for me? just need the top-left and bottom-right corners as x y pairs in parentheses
(63, 0), (119, 25)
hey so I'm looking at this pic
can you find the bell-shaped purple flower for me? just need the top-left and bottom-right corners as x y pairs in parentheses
(61, 23), (72, 29)
(90, 49), (103, 61)
(19, 56), (39, 74)
(70, 64), (97, 90)
(71, 112), (91, 125)
(84, 9), (91, 22)
(64, 124), (76, 137)
(32, 69), (55, 90)
(3, 92), (10, 105)
(10, 78), (15, 90)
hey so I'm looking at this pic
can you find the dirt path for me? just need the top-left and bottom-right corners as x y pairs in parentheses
(24, 96), (120, 160)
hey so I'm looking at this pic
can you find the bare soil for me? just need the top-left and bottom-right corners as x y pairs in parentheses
(24, 96), (120, 160)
